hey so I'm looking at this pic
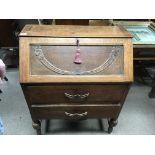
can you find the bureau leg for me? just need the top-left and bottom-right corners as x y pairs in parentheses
(32, 120), (41, 135)
(108, 119), (118, 134)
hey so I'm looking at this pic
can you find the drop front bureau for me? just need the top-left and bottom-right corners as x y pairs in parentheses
(19, 25), (133, 134)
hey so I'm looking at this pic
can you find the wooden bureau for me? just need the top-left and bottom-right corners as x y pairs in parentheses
(19, 25), (133, 134)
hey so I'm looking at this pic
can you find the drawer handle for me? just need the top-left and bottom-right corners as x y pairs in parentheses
(65, 112), (88, 118)
(64, 92), (90, 99)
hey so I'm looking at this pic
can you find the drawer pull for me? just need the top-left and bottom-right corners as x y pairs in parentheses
(64, 92), (89, 100)
(65, 112), (88, 118)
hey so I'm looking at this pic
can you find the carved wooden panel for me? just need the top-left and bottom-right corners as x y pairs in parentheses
(30, 45), (124, 76)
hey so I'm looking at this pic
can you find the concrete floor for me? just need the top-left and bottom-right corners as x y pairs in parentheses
(0, 69), (155, 135)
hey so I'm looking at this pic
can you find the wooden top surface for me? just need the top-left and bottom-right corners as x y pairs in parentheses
(19, 25), (132, 38)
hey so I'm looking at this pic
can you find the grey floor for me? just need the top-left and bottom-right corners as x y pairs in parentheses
(0, 69), (155, 135)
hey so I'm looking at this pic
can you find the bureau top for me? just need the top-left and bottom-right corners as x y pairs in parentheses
(19, 25), (132, 38)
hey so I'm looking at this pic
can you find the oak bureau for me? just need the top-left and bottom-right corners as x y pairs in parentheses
(19, 25), (133, 134)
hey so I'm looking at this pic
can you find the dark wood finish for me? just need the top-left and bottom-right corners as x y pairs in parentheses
(55, 19), (89, 25)
(20, 25), (133, 134)
(24, 84), (127, 104)
(0, 20), (19, 67)
(31, 104), (121, 120)
(0, 19), (18, 47)
(134, 48), (155, 60)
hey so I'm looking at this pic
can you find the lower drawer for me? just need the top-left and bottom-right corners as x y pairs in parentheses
(31, 104), (121, 119)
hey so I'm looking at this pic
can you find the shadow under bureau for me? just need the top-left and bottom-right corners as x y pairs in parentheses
(19, 25), (133, 134)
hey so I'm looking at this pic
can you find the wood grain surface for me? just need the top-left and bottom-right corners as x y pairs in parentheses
(19, 25), (132, 38)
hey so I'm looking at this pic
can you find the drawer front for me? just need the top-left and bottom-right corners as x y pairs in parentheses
(31, 104), (120, 119)
(25, 84), (127, 104)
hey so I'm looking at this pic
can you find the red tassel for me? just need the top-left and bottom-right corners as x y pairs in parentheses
(74, 48), (82, 64)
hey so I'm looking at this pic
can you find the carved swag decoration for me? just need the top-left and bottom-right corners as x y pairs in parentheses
(34, 45), (121, 75)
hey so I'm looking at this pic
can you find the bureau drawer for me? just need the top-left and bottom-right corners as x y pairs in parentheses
(25, 84), (127, 104)
(31, 104), (121, 119)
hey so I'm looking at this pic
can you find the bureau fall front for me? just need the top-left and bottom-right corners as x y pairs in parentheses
(19, 25), (133, 134)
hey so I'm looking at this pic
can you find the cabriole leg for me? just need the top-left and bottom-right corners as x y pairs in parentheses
(32, 120), (41, 135)
(108, 118), (118, 134)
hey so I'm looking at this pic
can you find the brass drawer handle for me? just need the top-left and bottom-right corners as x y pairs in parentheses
(65, 112), (88, 118)
(64, 92), (90, 99)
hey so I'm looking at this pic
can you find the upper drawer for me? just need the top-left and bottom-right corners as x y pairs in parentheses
(24, 84), (128, 104)
(19, 37), (133, 83)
